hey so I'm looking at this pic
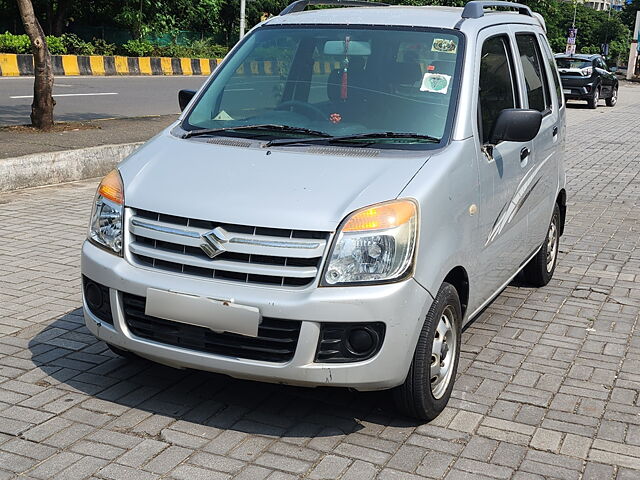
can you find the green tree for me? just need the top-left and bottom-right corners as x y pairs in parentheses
(621, 0), (640, 33)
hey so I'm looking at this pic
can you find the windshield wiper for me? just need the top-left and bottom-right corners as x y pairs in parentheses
(182, 124), (331, 139)
(265, 131), (441, 147)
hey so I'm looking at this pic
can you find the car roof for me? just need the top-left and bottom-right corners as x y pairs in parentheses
(264, 5), (543, 32)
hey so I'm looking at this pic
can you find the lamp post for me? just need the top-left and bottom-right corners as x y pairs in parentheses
(240, 0), (246, 40)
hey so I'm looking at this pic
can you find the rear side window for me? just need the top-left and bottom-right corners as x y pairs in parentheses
(538, 34), (563, 108)
(516, 34), (551, 113)
(479, 36), (517, 144)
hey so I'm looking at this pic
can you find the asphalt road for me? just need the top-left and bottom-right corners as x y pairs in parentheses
(0, 75), (208, 126)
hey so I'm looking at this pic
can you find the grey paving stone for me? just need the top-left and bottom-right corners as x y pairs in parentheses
(0, 437), (57, 461)
(453, 458), (513, 479)
(254, 451), (312, 474)
(169, 464), (231, 480)
(115, 438), (168, 468)
(461, 436), (498, 461)
(308, 454), (351, 479)
(490, 442), (526, 469)
(55, 456), (110, 480)
(188, 451), (246, 474)
(98, 463), (160, 480)
(340, 460), (378, 480)
(416, 451), (455, 478)
(232, 465), (272, 480)
(0, 451), (39, 474)
(70, 439), (126, 460)
(582, 462), (615, 480)
(27, 451), (84, 479)
(143, 445), (193, 474)
(530, 428), (563, 453)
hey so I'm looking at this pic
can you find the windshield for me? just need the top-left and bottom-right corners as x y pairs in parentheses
(184, 25), (463, 147)
(556, 58), (592, 69)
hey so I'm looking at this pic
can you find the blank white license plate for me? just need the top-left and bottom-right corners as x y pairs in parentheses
(145, 288), (260, 337)
(563, 89), (571, 94)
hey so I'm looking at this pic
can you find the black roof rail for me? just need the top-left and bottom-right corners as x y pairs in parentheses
(280, 0), (388, 16)
(461, 1), (532, 19)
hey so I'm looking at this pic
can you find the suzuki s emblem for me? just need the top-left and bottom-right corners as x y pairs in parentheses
(200, 227), (228, 259)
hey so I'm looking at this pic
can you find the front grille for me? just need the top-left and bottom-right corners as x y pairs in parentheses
(128, 208), (330, 288)
(122, 293), (301, 363)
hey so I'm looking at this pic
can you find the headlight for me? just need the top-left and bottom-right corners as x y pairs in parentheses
(88, 170), (124, 255)
(322, 200), (418, 286)
(581, 66), (593, 76)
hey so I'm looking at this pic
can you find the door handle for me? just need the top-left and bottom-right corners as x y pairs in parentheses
(552, 126), (558, 137)
(520, 147), (530, 162)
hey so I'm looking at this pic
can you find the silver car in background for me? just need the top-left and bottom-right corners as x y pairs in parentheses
(82, 0), (566, 420)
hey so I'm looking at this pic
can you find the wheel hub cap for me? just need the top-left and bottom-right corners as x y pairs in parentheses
(430, 307), (457, 399)
(546, 217), (558, 273)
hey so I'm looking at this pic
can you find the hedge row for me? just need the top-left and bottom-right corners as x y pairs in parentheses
(0, 32), (228, 59)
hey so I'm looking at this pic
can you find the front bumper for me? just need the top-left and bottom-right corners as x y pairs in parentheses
(81, 240), (433, 391)
(560, 77), (596, 100)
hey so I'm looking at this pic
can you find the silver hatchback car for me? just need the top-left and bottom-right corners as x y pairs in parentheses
(82, 0), (566, 420)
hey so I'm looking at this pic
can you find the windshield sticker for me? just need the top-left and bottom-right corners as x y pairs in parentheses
(431, 38), (457, 54)
(420, 73), (451, 94)
(213, 110), (233, 121)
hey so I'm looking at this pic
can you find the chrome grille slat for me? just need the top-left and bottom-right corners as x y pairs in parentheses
(130, 242), (318, 278)
(128, 209), (329, 288)
(130, 218), (326, 258)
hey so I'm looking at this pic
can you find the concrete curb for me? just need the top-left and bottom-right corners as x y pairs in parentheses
(0, 143), (142, 193)
(0, 53), (222, 76)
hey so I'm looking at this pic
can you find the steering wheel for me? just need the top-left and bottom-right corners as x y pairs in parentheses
(275, 100), (327, 121)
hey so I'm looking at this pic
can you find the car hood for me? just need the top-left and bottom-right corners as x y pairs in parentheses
(119, 130), (430, 232)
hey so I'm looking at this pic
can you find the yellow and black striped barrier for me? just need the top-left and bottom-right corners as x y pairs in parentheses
(0, 53), (222, 76)
(0, 54), (343, 77)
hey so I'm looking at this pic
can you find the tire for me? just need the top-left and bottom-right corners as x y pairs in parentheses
(587, 88), (599, 109)
(393, 282), (462, 421)
(606, 86), (618, 107)
(522, 203), (560, 287)
(106, 343), (139, 360)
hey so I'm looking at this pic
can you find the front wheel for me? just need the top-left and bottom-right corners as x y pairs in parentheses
(393, 282), (462, 421)
(587, 88), (599, 109)
(606, 86), (618, 107)
(522, 203), (560, 287)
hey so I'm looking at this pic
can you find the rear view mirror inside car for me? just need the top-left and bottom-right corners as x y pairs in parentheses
(324, 40), (371, 56)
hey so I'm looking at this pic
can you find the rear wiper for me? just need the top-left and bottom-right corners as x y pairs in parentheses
(182, 124), (331, 139)
(265, 131), (441, 147)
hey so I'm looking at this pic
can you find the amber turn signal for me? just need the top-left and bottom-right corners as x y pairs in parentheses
(342, 200), (416, 232)
(98, 170), (124, 205)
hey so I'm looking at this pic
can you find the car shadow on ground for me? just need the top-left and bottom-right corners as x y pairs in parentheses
(564, 101), (595, 109)
(28, 308), (421, 438)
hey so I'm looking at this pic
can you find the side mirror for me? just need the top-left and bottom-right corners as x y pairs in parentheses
(490, 109), (542, 144)
(178, 89), (196, 111)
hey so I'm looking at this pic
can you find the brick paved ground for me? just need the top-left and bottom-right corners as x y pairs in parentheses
(1, 84), (639, 480)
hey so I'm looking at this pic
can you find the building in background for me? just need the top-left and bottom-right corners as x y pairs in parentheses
(567, 0), (625, 11)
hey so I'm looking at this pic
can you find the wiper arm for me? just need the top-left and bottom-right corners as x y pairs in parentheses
(265, 131), (441, 147)
(182, 124), (331, 139)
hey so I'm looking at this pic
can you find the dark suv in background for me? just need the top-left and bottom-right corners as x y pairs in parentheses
(555, 54), (618, 109)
